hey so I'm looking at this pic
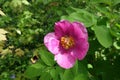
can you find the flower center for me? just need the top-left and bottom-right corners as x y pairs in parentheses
(60, 36), (75, 49)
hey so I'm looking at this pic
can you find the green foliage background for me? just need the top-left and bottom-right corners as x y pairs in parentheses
(0, 0), (120, 80)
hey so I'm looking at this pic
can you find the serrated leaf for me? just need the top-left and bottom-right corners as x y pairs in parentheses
(24, 63), (45, 78)
(39, 49), (55, 66)
(94, 25), (113, 48)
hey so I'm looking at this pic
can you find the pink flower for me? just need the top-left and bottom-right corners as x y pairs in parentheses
(44, 20), (89, 69)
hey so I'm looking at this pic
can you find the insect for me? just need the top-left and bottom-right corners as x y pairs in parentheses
(31, 55), (39, 64)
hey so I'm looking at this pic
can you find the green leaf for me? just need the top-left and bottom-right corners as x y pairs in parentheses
(50, 68), (56, 78)
(55, 66), (64, 74)
(50, 68), (59, 80)
(90, 0), (112, 5)
(61, 61), (88, 80)
(55, 66), (64, 80)
(90, 0), (120, 6)
(95, 5), (112, 19)
(110, 24), (120, 38)
(112, 0), (120, 6)
(39, 72), (52, 80)
(74, 74), (88, 80)
(73, 61), (89, 80)
(39, 49), (55, 66)
(94, 25), (113, 48)
(24, 63), (45, 78)
(71, 61), (78, 75)
(110, 29), (120, 38)
(61, 16), (74, 22)
(61, 8), (97, 27)
(63, 69), (74, 80)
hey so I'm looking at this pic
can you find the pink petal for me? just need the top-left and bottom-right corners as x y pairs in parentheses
(44, 32), (59, 55)
(69, 22), (88, 41)
(55, 53), (76, 69)
(66, 21), (89, 60)
(54, 20), (72, 39)
(71, 39), (89, 60)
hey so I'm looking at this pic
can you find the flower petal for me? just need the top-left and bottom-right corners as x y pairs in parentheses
(44, 32), (59, 55)
(71, 39), (89, 60)
(55, 53), (76, 69)
(55, 20), (72, 39)
(69, 22), (88, 41)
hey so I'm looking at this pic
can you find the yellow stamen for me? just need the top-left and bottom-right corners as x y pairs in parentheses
(60, 36), (75, 49)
